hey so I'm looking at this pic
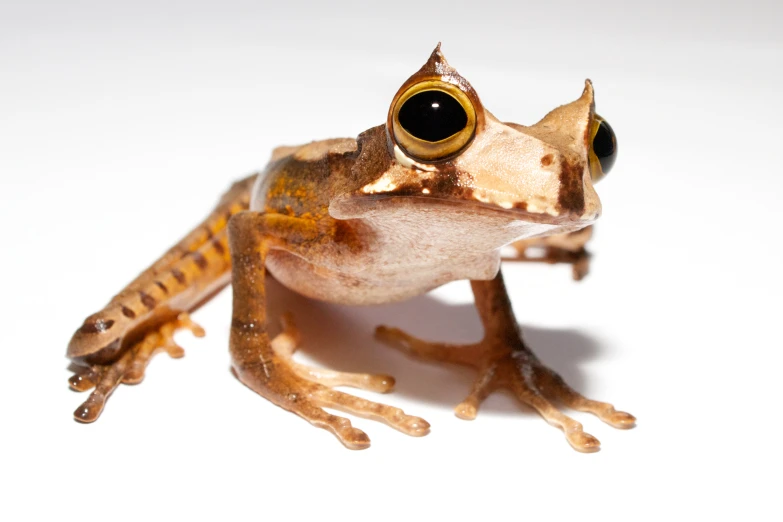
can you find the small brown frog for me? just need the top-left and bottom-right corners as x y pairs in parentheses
(67, 44), (633, 452)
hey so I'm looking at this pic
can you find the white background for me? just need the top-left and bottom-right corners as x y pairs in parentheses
(2, 1), (781, 520)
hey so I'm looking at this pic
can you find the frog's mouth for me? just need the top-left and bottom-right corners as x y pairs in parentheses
(329, 190), (598, 230)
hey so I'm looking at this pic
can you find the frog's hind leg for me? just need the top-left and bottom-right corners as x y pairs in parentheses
(70, 313), (205, 422)
(67, 174), (256, 422)
(228, 211), (429, 449)
(505, 225), (592, 280)
(376, 269), (635, 452)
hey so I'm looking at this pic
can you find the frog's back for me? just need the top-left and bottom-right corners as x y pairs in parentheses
(249, 138), (359, 218)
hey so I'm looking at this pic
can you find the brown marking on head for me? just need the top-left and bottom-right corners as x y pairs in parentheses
(79, 318), (115, 334)
(203, 226), (214, 240)
(139, 291), (157, 310)
(386, 166), (476, 201)
(121, 306), (136, 319)
(335, 123), (482, 219)
(191, 251), (208, 271)
(171, 268), (186, 285)
(212, 239), (226, 255)
(353, 125), (394, 185)
(557, 157), (586, 215)
(419, 165), (465, 194)
(155, 281), (169, 294)
(541, 154), (553, 167)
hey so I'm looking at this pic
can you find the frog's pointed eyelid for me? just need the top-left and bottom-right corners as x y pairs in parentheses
(580, 80), (617, 181)
(426, 42), (446, 65)
(583, 78), (594, 96)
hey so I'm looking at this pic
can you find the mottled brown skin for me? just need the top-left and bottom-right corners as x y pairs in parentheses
(67, 45), (634, 451)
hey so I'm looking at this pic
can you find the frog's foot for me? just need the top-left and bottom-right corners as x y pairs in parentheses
(233, 314), (430, 450)
(506, 245), (590, 281)
(375, 326), (635, 452)
(69, 313), (205, 423)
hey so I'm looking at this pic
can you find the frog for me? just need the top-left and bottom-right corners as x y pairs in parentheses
(66, 44), (634, 452)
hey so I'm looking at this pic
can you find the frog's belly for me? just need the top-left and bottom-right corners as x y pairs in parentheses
(265, 249), (500, 305)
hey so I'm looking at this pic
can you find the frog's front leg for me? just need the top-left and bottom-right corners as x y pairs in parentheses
(376, 269), (635, 452)
(228, 212), (429, 449)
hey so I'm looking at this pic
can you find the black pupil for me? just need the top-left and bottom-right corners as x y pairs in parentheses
(398, 90), (468, 142)
(593, 119), (617, 173)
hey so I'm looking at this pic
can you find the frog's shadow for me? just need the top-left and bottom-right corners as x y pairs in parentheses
(265, 277), (604, 416)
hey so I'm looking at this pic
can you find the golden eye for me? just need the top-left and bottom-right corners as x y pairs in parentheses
(391, 81), (476, 162)
(588, 114), (617, 183)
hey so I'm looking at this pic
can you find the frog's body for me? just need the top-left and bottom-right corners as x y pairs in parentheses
(255, 135), (557, 305)
(67, 45), (633, 452)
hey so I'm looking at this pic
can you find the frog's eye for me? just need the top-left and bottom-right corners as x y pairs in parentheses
(391, 81), (476, 162)
(588, 114), (617, 183)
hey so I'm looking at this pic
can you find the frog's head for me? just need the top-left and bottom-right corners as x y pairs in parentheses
(330, 44), (618, 242)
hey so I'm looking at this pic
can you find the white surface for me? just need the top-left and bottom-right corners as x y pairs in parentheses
(1, 1), (781, 520)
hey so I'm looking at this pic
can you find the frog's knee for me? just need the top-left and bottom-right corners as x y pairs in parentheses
(67, 310), (128, 362)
